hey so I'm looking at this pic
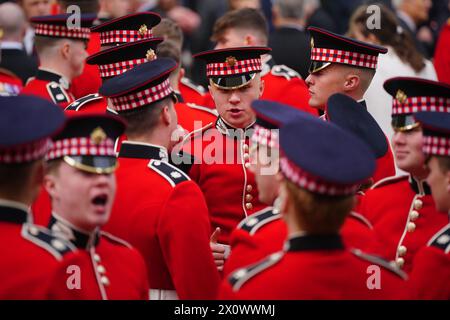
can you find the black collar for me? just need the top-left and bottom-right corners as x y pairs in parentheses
(118, 142), (169, 161)
(359, 100), (367, 110)
(0, 205), (28, 225)
(175, 92), (184, 103)
(409, 175), (432, 195)
(36, 69), (69, 89)
(48, 215), (100, 249)
(215, 117), (254, 139)
(286, 234), (345, 252)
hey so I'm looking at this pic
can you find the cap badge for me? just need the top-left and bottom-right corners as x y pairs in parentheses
(146, 49), (157, 61)
(226, 56), (237, 67)
(139, 24), (148, 37)
(91, 127), (107, 145)
(396, 90), (408, 104)
(310, 37), (314, 49)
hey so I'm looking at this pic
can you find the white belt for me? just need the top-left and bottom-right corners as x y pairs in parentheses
(149, 289), (179, 300)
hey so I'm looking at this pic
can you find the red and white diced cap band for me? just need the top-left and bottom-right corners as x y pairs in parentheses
(109, 78), (174, 112)
(98, 58), (149, 79)
(206, 57), (262, 77)
(99, 27), (153, 46)
(311, 48), (378, 70)
(46, 136), (116, 161)
(392, 95), (450, 115)
(34, 24), (91, 40)
(280, 156), (360, 196)
(252, 125), (279, 149)
(422, 135), (450, 157)
(0, 139), (51, 164)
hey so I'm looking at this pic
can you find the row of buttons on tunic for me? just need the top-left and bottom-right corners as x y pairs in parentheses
(243, 143), (253, 211)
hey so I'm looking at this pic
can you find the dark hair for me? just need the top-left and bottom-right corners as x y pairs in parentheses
(156, 40), (181, 64)
(153, 18), (184, 49)
(0, 161), (36, 196)
(437, 156), (450, 173)
(348, 3), (425, 73)
(212, 8), (269, 43)
(58, 0), (99, 13)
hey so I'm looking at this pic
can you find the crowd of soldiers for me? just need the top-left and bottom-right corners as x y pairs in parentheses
(0, 4), (449, 300)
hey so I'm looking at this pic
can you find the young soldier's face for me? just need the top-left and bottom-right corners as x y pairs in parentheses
(20, 0), (52, 19)
(305, 65), (347, 110)
(214, 28), (246, 49)
(68, 40), (89, 78)
(249, 143), (280, 205)
(426, 157), (450, 212)
(45, 161), (116, 232)
(392, 127), (426, 174)
(209, 75), (264, 128)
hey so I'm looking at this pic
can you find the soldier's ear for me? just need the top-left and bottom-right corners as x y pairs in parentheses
(60, 41), (71, 60)
(259, 79), (265, 97)
(343, 73), (360, 93)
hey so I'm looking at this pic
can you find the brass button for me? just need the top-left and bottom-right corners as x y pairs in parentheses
(396, 258), (405, 268)
(97, 265), (106, 274)
(245, 203), (253, 210)
(243, 153), (250, 160)
(410, 210), (420, 221)
(243, 144), (249, 151)
(246, 185), (253, 192)
(397, 246), (407, 257)
(93, 254), (101, 262)
(100, 276), (110, 286)
(245, 194), (253, 202)
(413, 199), (423, 210)
(244, 162), (251, 169)
(407, 222), (416, 233)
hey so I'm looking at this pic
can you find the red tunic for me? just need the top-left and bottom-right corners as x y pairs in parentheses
(104, 142), (220, 300)
(0, 69), (23, 96)
(65, 93), (109, 114)
(355, 175), (449, 273)
(179, 77), (207, 106)
(21, 69), (75, 108)
(175, 102), (217, 132)
(182, 118), (269, 245)
(220, 235), (407, 300)
(434, 20), (450, 85)
(408, 224), (450, 300)
(0, 202), (76, 299)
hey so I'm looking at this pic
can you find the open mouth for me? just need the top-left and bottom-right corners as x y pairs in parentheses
(91, 194), (108, 207)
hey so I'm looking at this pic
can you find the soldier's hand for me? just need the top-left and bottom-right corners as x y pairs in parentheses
(210, 228), (226, 271)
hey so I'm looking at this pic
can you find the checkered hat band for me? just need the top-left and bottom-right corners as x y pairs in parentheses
(311, 48), (378, 69)
(392, 96), (450, 115)
(0, 139), (51, 164)
(98, 58), (147, 79)
(206, 58), (262, 77)
(422, 135), (450, 157)
(100, 29), (153, 45)
(46, 137), (116, 160)
(252, 125), (279, 149)
(280, 156), (360, 196)
(35, 24), (90, 40)
(110, 78), (173, 112)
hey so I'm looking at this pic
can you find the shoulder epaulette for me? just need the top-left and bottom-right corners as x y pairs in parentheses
(370, 175), (408, 190)
(182, 121), (214, 143)
(65, 93), (103, 111)
(181, 77), (206, 95)
(271, 64), (302, 80)
(237, 207), (281, 235)
(100, 231), (132, 249)
(351, 248), (408, 280)
(228, 252), (284, 291)
(25, 77), (35, 86)
(21, 223), (77, 261)
(348, 211), (373, 229)
(46, 82), (71, 104)
(427, 224), (450, 254)
(186, 102), (218, 117)
(148, 159), (190, 187)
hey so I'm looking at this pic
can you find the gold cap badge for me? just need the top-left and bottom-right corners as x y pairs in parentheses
(91, 127), (107, 145)
(225, 56), (237, 67)
(146, 49), (156, 61)
(310, 37), (314, 49)
(138, 24), (148, 37)
(396, 90), (408, 104)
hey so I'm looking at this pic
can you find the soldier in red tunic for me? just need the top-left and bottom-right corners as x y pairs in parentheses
(434, 18), (450, 85)
(220, 114), (407, 300)
(407, 111), (450, 300)
(356, 78), (450, 273)
(0, 95), (76, 299)
(42, 113), (149, 300)
(99, 58), (220, 300)
(306, 26), (395, 183)
(21, 14), (95, 108)
(203, 8), (317, 116)
(0, 68), (22, 96)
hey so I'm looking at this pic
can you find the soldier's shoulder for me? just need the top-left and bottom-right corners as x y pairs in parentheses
(237, 207), (281, 235)
(148, 159), (191, 187)
(270, 64), (302, 80)
(370, 175), (408, 190)
(182, 121), (215, 142)
(65, 93), (103, 111)
(427, 224), (450, 254)
(186, 102), (218, 117)
(21, 224), (77, 261)
(228, 252), (284, 291)
(351, 248), (408, 280)
(100, 231), (133, 249)
(180, 77), (206, 95)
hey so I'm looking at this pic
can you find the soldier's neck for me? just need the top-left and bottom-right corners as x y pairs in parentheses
(39, 61), (73, 82)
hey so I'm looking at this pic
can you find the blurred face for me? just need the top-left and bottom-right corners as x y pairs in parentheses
(104, 0), (131, 19)
(20, 0), (52, 19)
(405, 0), (432, 24)
(215, 28), (246, 49)
(426, 157), (450, 212)
(305, 64), (346, 110)
(68, 40), (88, 78)
(229, 0), (261, 11)
(209, 75), (264, 128)
(392, 127), (427, 174)
(45, 161), (116, 232)
(249, 143), (280, 205)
